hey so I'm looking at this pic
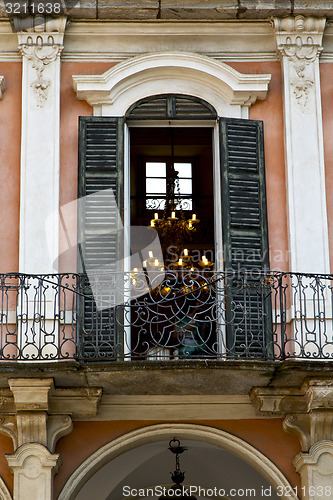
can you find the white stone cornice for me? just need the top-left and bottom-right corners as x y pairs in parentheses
(72, 51), (271, 116)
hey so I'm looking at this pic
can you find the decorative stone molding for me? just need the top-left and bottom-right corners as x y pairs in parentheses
(9, 379), (53, 412)
(7, 443), (59, 500)
(293, 441), (333, 500)
(16, 16), (66, 108)
(72, 51), (271, 117)
(274, 16), (325, 111)
(274, 16), (326, 60)
(0, 379), (101, 500)
(251, 379), (333, 452)
(251, 379), (333, 417)
(0, 379), (102, 452)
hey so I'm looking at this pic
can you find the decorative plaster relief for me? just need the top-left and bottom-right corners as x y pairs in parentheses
(18, 34), (63, 108)
(72, 51), (271, 117)
(16, 16), (66, 107)
(274, 15), (325, 111)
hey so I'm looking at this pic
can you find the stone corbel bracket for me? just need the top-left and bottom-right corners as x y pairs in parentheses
(0, 379), (102, 452)
(251, 379), (333, 451)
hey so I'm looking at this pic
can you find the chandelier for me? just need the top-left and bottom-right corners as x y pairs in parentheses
(146, 130), (213, 271)
(159, 438), (197, 500)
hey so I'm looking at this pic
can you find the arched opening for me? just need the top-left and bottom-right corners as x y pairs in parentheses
(58, 424), (297, 500)
(75, 440), (279, 499)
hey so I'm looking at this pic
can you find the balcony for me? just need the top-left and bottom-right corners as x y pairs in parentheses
(0, 271), (332, 362)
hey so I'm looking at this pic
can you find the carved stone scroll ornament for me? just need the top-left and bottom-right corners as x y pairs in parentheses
(273, 15), (326, 111)
(16, 15), (67, 108)
(19, 39), (63, 107)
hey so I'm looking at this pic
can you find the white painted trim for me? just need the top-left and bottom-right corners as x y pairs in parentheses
(123, 123), (131, 358)
(72, 51), (271, 117)
(58, 423), (297, 500)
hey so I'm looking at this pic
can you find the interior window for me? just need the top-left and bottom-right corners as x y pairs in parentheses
(145, 160), (193, 210)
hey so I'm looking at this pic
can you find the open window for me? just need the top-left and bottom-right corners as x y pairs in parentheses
(78, 95), (271, 360)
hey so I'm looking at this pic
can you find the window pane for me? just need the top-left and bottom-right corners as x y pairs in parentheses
(146, 162), (166, 177)
(178, 178), (192, 194)
(174, 163), (192, 178)
(146, 178), (166, 194)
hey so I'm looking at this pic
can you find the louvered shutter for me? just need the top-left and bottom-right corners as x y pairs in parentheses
(220, 118), (272, 357)
(78, 117), (124, 360)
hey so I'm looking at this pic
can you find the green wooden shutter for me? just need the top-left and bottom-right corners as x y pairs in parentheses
(220, 117), (271, 357)
(78, 116), (124, 360)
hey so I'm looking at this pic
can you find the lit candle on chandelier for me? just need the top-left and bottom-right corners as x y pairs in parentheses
(192, 214), (196, 220)
(178, 258), (183, 266)
(154, 213), (158, 220)
(171, 211), (176, 219)
(149, 251), (153, 258)
(150, 219), (155, 227)
(184, 249), (188, 256)
(154, 259), (159, 266)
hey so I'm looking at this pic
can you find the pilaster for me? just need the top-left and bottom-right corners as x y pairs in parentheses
(16, 15), (67, 274)
(273, 15), (329, 274)
(7, 443), (59, 500)
(0, 378), (102, 500)
(251, 379), (333, 499)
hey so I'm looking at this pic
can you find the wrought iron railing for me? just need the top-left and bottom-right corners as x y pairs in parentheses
(0, 271), (332, 361)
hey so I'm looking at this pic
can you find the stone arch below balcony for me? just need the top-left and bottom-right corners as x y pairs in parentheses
(72, 51), (271, 118)
(58, 423), (296, 500)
